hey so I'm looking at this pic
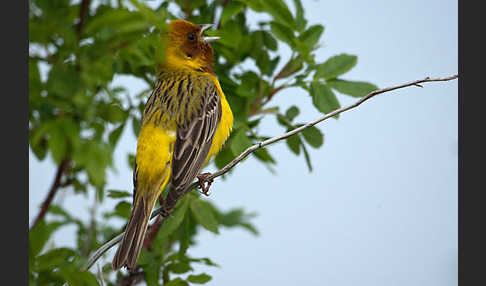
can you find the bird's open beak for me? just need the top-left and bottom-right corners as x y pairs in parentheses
(199, 24), (220, 43)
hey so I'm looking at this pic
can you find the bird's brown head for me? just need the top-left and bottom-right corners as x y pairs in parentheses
(164, 19), (218, 73)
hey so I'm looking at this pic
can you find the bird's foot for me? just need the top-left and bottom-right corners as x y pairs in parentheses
(197, 172), (214, 196)
(157, 198), (174, 218)
(159, 208), (173, 218)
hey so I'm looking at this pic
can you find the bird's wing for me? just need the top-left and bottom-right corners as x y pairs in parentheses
(169, 80), (222, 196)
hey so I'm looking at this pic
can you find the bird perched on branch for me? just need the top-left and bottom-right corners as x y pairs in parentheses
(112, 19), (233, 270)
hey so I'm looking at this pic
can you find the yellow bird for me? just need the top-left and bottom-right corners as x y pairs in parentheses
(112, 19), (233, 270)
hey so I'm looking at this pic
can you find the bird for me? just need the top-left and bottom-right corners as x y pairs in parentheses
(112, 19), (234, 270)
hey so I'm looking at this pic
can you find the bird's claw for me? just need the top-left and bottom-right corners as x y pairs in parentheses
(197, 172), (213, 196)
(160, 208), (173, 218)
(157, 197), (174, 218)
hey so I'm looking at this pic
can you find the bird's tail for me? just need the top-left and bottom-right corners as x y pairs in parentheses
(112, 194), (156, 270)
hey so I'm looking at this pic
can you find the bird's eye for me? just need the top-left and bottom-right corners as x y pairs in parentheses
(186, 53), (193, 58)
(188, 33), (195, 41)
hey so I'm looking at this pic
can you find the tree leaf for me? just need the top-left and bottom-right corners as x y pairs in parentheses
(36, 248), (76, 272)
(260, 0), (296, 28)
(301, 143), (313, 172)
(262, 31), (278, 51)
(165, 277), (189, 286)
(310, 81), (341, 117)
(220, 2), (245, 26)
(214, 147), (236, 170)
(301, 126), (324, 148)
(106, 201), (131, 219)
(230, 129), (252, 155)
(157, 196), (190, 239)
(275, 56), (303, 79)
(187, 273), (212, 284)
(253, 147), (276, 164)
(167, 262), (193, 274)
(107, 189), (131, 198)
(314, 53), (357, 80)
(109, 123), (125, 147)
(292, 0), (307, 31)
(286, 133), (301, 155)
(270, 21), (296, 48)
(285, 106), (300, 121)
(327, 79), (379, 98)
(190, 199), (219, 234)
(48, 124), (67, 164)
(298, 24), (324, 49)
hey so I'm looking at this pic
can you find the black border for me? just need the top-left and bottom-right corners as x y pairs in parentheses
(4, 0), (28, 283)
(459, 1), (485, 285)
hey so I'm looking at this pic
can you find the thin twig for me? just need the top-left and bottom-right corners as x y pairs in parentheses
(76, 0), (92, 39)
(30, 159), (70, 229)
(80, 74), (458, 271)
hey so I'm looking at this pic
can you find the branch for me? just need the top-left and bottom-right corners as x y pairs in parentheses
(30, 159), (70, 230)
(76, 0), (92, 39)
(80, 74), (458, 271)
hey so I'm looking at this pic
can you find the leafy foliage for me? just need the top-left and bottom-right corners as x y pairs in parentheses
(29, 0), (377, 284)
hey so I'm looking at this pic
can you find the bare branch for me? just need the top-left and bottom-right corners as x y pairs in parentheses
(30, 159), (70, 230)
(80, 74), (458, 271)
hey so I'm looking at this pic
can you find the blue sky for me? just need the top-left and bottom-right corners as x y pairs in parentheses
(29, 0), (457, 285)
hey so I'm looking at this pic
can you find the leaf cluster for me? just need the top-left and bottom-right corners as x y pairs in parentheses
(29, 0), (377, 285)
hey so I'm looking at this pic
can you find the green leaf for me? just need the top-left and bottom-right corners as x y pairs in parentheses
(235, 71), (260, 98)
(220, 2), (245, 26)
(167, 262), (193, 274)
(29, 220), (65, 272)
(275, 56), (303, 80)
(292, 0), (307, 31)
(58, 268), (99, 286)
(107, 189), (132, 198)
(165, 277), (189, 286)
(132, 116), (141, 137)
(219, 20), (242, 49)
(286, 133), (301, 155)
(270, 21), (296, 48)
(301, 143), (313, 172)
(219, 208), (259, 235)
(301, 126), (324, 148)
(310, 81), (341, 116)
(298, 24), (324, 49)
(314, 54), (358, 80)
(327, 79), (379, 98)
(285, 106), (300, 121)
(253, 148), (276, 164)
(214, 147), (236, 170)
(49, 125), (67, 164)
(157, 196), (190, 239)
(36, 248), (76, 272)
(230, 129), (252, 155)
(261, 0), (296, 28)
(262, 31), (278, 51)
(190, 199), (219, 234)
(255, 50), (271, 75)
(267, 56), (281, 76)
(102, 103), (127, 123)
(187, 273), (212, 284)
(109, 123), (125, 147)
(108, 201), (131, 219)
